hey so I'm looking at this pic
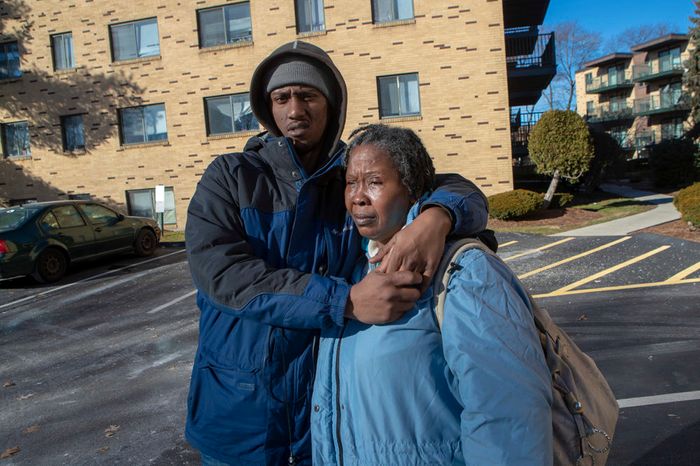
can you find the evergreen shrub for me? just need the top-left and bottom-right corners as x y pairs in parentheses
(488, 189), (543, 220)
(674, 182), (700, 226)
(648, 138), (697, 188)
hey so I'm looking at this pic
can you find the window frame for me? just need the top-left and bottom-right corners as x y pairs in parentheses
(295, 0), (325, 34)
(60, 114), (86, 153)
(204, 92), (259, 136)
(0, 41), (22, 80)
(51, 32), (75, 71)
(196, 2), (253, 49)
(1, 121), (31, 158)
(376, 72), (421, 119)
(117, 103), (168, 145)
(109, 17), (160, 62)
(371, 0), (415, 24)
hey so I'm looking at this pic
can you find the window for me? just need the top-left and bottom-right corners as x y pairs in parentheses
(586, 101), (595, 116)
(372, 0), (414, 23)
(609, 95), (627, 113)
(0, 41), (21, 79)
(607, 66), (623, 85)
(51, 33), (75, 70)
(661, 118), (684, 140)
(377, 73), (420, 118)
(119, 104), (167, 145)
(1, 121), (31, 158)
(585, 73), (593, 85)
(40, 211), (60, 231)
(126, 187), (176, 224)
(296, 0), (325, 33)
(61, 114), (85, 152)
(658, 47), (682, 72)
(110, 18), (160, 61)
(660, 82), (683, 107)
(81, 204), (120, 225)
(205, 93), (258, 135)
(51, 205), (86, 228)
(198, 3), (252, 48)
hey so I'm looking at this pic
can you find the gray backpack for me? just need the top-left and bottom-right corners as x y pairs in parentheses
(434, 238), (619, 466)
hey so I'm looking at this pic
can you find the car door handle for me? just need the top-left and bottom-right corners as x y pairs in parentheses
(94, 227), (102, 233)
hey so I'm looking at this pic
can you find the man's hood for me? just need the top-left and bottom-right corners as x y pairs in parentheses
(250, 41), (348, 159)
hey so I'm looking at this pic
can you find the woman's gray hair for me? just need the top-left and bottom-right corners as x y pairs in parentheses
(344, 124), (436, 200)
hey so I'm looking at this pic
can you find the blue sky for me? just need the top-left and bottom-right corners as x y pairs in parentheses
(544, 0), (695, 41)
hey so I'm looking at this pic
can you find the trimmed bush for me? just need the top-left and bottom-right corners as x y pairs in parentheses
(674, 182), (700, 226)
(548, 192), (574, 209)
(648, 138), (697, 188)
(488, 189), (543, 220)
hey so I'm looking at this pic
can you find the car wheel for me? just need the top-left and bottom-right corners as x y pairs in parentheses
(134, 229), (158, 257)
(32, 248), (68, 283)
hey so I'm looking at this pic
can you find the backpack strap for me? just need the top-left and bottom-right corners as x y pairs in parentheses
(433, 238), (493, 330)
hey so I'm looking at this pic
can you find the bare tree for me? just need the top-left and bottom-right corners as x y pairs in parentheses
(603, 23), (677, 53)
(542, 22), (602, 111)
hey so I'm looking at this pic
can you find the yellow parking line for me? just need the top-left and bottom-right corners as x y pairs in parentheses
(666, 262), (700, 282)
(534, 277), (700, 298)
(545, 245), (671, 296)
(503, 237), (575, 262)
(518, 236), (631, 279)
(499, 240), (518, 248)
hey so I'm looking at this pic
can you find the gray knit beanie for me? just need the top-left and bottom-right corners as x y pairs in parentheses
(265, 56), (336, 106)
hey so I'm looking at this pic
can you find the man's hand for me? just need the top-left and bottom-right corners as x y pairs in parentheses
(345, 270), (423, 324)
(370, 206), (452, 288)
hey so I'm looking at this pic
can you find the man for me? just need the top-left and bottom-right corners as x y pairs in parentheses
(185, 41), (490, 465)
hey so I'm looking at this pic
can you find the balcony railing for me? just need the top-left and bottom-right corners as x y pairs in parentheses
(505, 32), (555, 70)
(632, 59), (684, 82)
(608, 133), (636, 150)
(634, 130), (656, 148)
(511, 110), (543, 158)
(586, 101), (634, 123)
(585, 71), (634, 93)
(633, 91), (689, 116)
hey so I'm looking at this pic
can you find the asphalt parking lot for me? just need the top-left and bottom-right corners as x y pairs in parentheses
(1, 232), (699, 465)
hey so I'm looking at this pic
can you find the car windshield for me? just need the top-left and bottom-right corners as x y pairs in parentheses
(0, 206), (40, 231)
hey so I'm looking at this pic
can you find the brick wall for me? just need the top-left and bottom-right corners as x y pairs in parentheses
(0, 0), (513, 227)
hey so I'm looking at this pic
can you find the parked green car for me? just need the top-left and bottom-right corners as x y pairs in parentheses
(0, 201), (161, 283)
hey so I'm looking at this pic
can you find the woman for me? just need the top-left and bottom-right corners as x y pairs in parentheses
(311, 124), (553, 466)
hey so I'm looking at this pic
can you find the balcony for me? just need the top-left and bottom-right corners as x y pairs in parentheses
(506, 31), (557, 106)
(632, 60), (684, 82)
(634, 130), (656, 148)
(586, 102), (634, 123)
(511, 110), (543, 158)
(585, 71), (634, 94)
(608, 133), (636, 151)
(502, 0), (551, 29)
(633, 91), (689, 116)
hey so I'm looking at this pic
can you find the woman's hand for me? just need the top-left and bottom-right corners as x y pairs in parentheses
(370, 206), (452, 288)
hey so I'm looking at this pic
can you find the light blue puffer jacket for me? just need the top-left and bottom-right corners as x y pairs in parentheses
(311, 202), (553, 466)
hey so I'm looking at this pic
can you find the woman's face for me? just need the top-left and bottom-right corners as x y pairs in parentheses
(345, 144), (413, 246)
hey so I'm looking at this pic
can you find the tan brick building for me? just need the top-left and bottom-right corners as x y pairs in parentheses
(0, 0), (553, 228)
(575, 34), (690, 159)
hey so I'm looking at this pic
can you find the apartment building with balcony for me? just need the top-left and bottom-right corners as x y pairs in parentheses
(0, 0), (554, 227)
(504, 0), (556, 165)
(576, 33), (690, 158)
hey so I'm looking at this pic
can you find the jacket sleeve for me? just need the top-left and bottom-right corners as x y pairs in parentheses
(186, 156), (349, 329)
(423, 174), (489, 236)
(441, 250), (553, 466)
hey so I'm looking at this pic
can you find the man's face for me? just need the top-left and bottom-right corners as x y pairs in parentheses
(270, 85), (328, 158)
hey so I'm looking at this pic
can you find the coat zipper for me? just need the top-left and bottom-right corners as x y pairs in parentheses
(334, 324), (347, 466)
